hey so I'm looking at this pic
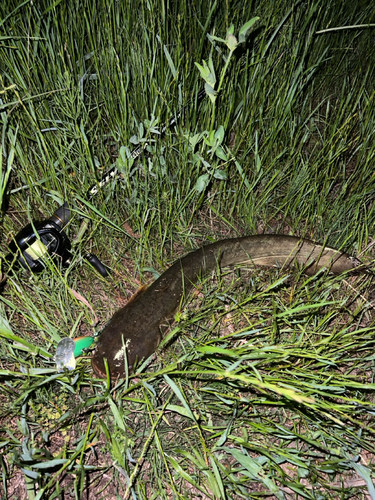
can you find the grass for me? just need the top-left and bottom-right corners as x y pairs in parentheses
(1, 0), (375, 498)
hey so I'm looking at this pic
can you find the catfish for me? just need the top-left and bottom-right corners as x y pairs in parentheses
(91, 235), (361, 379)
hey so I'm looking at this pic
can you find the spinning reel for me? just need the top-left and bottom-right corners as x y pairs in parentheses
(6, 202), (109, 276)
(5, 89), (205, 277)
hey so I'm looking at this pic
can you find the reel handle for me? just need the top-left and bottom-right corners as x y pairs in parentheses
(85, 253), (110, 277)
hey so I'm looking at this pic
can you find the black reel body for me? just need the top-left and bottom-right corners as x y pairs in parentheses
(8, 219), (72, 273)
(6, 202), (109, 276)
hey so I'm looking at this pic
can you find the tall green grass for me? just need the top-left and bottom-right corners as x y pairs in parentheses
(1, 0), (375, 498)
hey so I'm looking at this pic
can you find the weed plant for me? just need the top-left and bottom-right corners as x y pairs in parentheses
(0, 0), (375, 498)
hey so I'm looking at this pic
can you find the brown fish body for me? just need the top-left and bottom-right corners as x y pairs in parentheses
(91, 235), (359, 379)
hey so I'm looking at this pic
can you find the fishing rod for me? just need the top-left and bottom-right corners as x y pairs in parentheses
(5, 89), (205, 277)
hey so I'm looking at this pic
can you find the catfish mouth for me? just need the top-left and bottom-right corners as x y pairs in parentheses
(91, 352), (107, 379)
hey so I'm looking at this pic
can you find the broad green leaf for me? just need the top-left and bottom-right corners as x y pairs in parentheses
(196, 59), (216, 90)
(239, 17), (260, 43)
(213, 170), (227, 180)
(207, 129), (215, 145)
(21, 468), (40, 479)
(187, 132), (205, 149)
(214, 126), (225, 144)
(195, 173), (210, 193)
(204, 82), (217, 102)
(226, 33), (238, 51)
(215, 146), (228, 161)
(195, 61), (210, 82)
(227, 24), (235, 35)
